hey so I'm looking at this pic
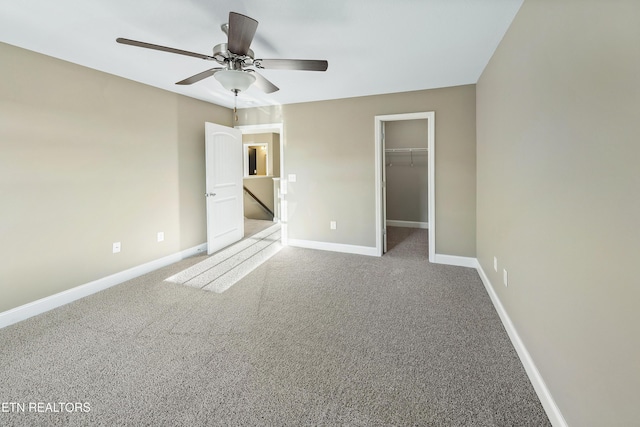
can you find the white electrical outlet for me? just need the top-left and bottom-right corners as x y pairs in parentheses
(288, 173), (297, 182)
(157, 232), (164, 242)
(494, 256), (498, 272)
(503, 269), (508, 287)
(330, 221), (337, 230)
(113, 242), (121, 254)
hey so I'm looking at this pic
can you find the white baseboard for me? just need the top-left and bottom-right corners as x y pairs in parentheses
(476, 263), (567, 427)
(386, 220), (429, 229)
(0, 243), (207, 329)
(287, 239), (378, 257)
(432, 254), (478, 268)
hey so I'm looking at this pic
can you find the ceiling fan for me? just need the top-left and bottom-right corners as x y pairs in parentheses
(116, 11), (328, 95)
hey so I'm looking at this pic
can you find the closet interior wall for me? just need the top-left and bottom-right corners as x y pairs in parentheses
(385, 119), (429, 228)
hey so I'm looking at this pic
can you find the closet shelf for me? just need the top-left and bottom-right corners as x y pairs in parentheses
(385, 148), (428, 153)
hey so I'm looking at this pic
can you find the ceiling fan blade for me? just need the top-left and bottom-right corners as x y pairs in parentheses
(227, 12), (258, 56)
(252, 71), (279, 93)
(175, 68), (223, 85)
(116, 38), (213, 60)
(255, 59), (328, 72)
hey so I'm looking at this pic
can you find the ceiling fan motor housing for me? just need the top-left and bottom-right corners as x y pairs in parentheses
(212, 43), (254, 68)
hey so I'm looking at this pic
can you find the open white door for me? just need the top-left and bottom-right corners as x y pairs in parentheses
(205, 122), (244, 255)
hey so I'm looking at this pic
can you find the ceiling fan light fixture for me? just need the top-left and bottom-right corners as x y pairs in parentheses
(214, 69), (256, 93)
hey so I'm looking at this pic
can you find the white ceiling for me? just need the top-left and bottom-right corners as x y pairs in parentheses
(0, 0), (523, 109)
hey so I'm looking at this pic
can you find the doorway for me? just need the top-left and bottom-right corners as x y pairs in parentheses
(244, 142), (270, 177)
(235, 123), (286, 245)
(375, 112), (435, 261)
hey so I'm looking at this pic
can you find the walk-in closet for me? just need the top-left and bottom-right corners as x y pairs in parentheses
(384, 119), (429, 252)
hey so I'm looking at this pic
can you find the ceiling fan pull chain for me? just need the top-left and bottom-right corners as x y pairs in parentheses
(234, 91), (239, 122)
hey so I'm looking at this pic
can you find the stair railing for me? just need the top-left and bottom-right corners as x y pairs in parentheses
(243, 186), (274, 219)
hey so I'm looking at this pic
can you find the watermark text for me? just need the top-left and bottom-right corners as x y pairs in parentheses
(1, 402), (91, 413)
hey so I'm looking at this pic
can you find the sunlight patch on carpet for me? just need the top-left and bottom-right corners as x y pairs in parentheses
(165, 223), (281, 293)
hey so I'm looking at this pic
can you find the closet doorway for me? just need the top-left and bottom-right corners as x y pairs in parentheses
(375, 112), (435, 260)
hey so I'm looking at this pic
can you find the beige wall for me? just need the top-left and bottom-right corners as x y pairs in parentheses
(239, 85), (476, 255)
(256, 148), (267, 176)
(385, 119), (429, 223)
(0, 42), (231, 312)
(272, 133), (280, 178)
(476, 0), (640, 425)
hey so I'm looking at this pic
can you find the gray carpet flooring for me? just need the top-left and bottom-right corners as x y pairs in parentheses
(0, 227), (550, 426)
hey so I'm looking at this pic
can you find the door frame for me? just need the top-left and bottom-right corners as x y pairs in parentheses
(234, 122), (286, 244)
(374, 112), (435, 261)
